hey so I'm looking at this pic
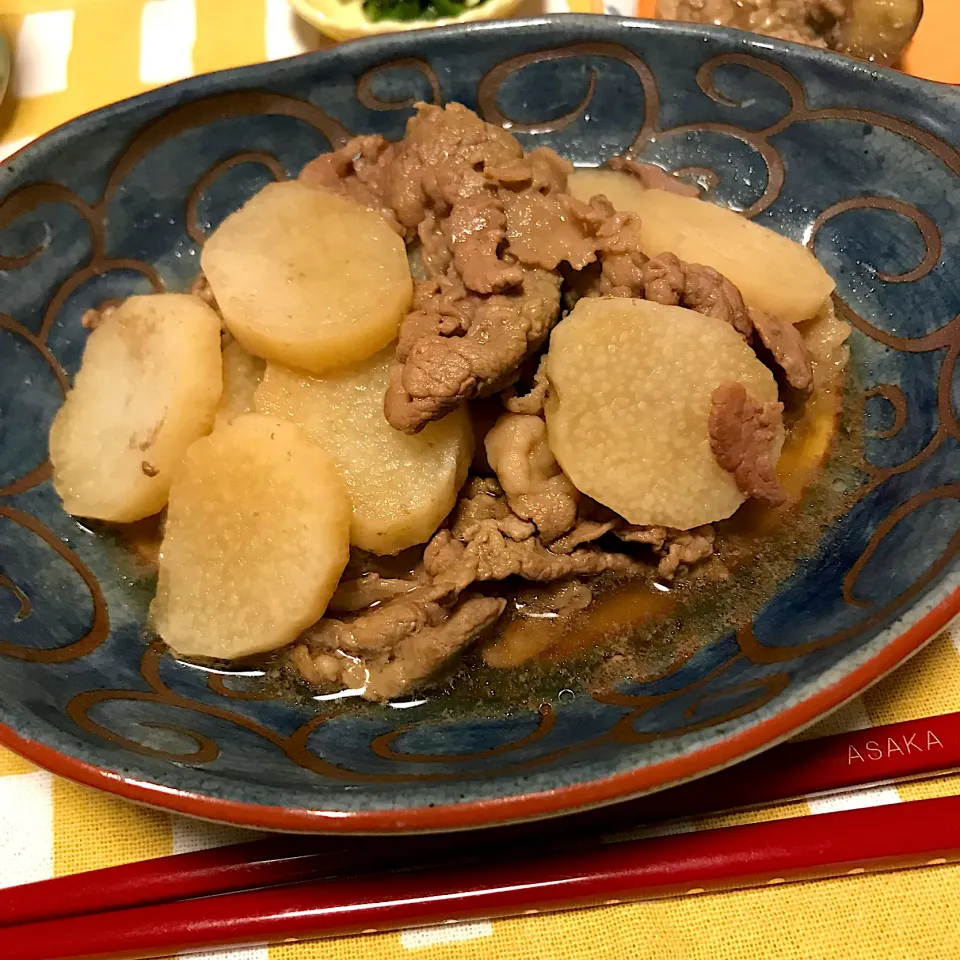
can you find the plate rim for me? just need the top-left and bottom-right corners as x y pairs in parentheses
(1, 585), (956, 832)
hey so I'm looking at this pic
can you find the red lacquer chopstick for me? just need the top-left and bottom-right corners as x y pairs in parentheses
(2, 710), (958, 929)
(6, 794), (960, 960)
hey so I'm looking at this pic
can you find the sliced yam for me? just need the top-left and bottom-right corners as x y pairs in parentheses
(201, 180), (413, 374)
(215, 340), (265, 428)
(49, 294), (222, 523)
(566, 174), (835, 324)
(152, 414), (351, 660)
(722, 387), (842, 538)
(800, 299), (852, 392)
(255, 348), (473, 555)
(545, 297), (782, 530)
(567, 168), (655, 216)
(630, 189), (833, 323)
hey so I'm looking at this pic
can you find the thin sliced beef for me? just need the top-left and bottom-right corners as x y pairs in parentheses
(643, 253), (753, 337)
(709, 382), (786, 505)
(550, 519), (618, 555)
(293, 589), (505, 701)
(442, 194), (524, 294)
(751, 309), (814, 393)
(487, 147), (572, 196)
(615, 524), (716, 579)
(385, 268), (561, 434)
(424, 479), (635, 586)
(417, 215), (453, 277)
(292, 478), (635, 700)
(299, 134), (404, 237)
(608, 156), (701, 197)
(504, 193), (610, 272)
(328, 573), (423, 614)
(654, 527), (716, 579)
(381, 102), (524, 230)
(503, 355), (550, 416)
(484, 412), (580, 542)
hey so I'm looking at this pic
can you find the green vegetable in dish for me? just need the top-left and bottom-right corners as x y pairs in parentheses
(362, 0), (487, 21)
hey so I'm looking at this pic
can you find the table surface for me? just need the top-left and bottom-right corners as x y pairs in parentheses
(1, 2), (959, 958)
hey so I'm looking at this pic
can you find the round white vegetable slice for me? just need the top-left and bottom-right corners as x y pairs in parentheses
(152, 414), (351, 660)
(201, 180), (413, 374)
(49, 294), (222, 523)
(215, 340), (265, 428)
(565, 173), (835, 324)
(255, 348), (473, 555)
(566, 168), (656, 217)
(545, 297), (783, 530)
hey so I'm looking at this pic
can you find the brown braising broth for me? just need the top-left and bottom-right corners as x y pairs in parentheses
(107, 371), (862, 714)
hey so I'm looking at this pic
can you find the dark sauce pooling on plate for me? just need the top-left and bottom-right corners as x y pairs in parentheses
(262, 374), (863, 717)
(108, 375), (863, 718)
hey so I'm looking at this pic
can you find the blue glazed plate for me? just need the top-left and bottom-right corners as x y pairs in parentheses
(1, 16), (958, 832)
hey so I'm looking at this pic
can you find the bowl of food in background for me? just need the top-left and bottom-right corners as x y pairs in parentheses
(0, 16), (958, 832)
(655, 0), (923, 65)
(287, 0), (526, 42)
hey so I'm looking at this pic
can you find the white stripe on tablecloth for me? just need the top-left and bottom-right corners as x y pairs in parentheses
(825, 697), (873, 734)
(12, 10), (75, 99)
(0, 137), (35, 162)
(171, 816), (264, 855)
(179, 948), (270, 960)
(140, 0), (196, 85)
(807, 784), (902, 814)
(265, 0), (320, 60)
(0, 770), (54, 888)
(401, 921), (495, 949)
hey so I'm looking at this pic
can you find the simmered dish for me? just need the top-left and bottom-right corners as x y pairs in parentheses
(49, 103), (851, 702)
(657, 0), (922, 65)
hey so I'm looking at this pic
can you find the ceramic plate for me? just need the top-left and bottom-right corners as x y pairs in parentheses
(1, 16), (958, 832)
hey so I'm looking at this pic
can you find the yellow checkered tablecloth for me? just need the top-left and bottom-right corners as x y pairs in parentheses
(2, 3), (960, 958)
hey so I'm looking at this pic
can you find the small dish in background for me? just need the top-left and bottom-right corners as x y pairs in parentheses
(654, 0), (924, 66)
(287, 0), (525, 42)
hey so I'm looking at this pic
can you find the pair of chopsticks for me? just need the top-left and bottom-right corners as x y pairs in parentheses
(2, 712), (959, 960)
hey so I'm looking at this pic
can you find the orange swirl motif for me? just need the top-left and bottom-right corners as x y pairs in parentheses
(0, 506), (109, 662)
(67, 645), (585, 780)
(0, 313), (68, 497)
(864, 385), (909, 440)
(370, 704), (555, 763)
(808, 197), (943, 284)
(842, 485), (960, 608)
(67, 642), (768, 780)
(101, 92), (349, 205)
(206, 672), (278, 701)
(607, 672), (790, 746)
(357, 58), (443, 110)
(478, 42), (659, 151)
(739, 492), (960, 662)
(0, 575), (31, 621)
(185, 153), (290, 246)
(832, 300), (960, 492)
